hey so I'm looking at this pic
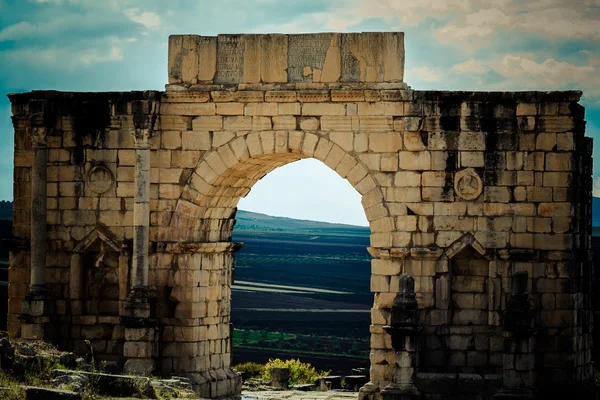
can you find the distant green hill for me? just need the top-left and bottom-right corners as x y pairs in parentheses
(235, 209), (370, 235)
(0, 201), (370, 234)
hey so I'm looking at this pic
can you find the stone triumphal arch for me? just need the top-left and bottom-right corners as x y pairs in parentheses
(8, 32), (594, 399)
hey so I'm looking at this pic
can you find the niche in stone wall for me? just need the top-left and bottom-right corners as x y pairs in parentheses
(450, 246), (488, 327)
(70, 227), (126, 316)
(443, 235), (501, 374)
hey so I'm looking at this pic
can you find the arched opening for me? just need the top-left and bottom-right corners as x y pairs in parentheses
(163, 133), (390, 392)
(230, 158), (372, 377)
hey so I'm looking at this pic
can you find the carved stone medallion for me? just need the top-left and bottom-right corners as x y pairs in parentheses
(87, 165), (114, 194)
(454, 168), (483, 201)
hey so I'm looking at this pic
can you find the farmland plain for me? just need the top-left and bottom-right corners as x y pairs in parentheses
(230, 210), (373, 372)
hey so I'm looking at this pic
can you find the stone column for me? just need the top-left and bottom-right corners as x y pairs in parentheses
(28, 127), (48, 289)
(381, 274), (421, 400)
(20, 127), (53, 340)
(492, 271), (536, 400)
(131, 127), (151, 291)
(122, 105), (158, 375)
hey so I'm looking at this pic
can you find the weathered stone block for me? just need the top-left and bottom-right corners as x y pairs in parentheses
(302, 103), (346, 116)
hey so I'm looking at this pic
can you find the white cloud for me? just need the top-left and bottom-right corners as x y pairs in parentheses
(29, 0), (91, 4)
(446, 53), (600, 102)
(452, 59), (488, 74)
(0, 21), (37, 41)
(493, 55), (595, 86)
(315, 0), (600, 45)
(593, 177), (600, 197)
(355, 0), (473, 25)
(1, 42), (123, 69)
(436, 8), (511, 44)
(512, 6), (600, 40)
(124, 8), (161, 29)
(433, 2), (600, 47)
(407, 66), (442, 82)
(489, 54), (600, 103)
(0, 9), (136, 42)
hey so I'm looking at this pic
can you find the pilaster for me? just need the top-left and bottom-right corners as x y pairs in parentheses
(492, 271), (536, 400)
(19, 125), (54, 340)
(381, 274), (421, 400)
(122, 102), (160, 375)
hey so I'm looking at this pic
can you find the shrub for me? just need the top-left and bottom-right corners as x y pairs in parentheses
(261, 358), (329, 385)
(233, 362), (266, 379)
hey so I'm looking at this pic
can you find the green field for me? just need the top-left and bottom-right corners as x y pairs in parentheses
(232, 328), (369, 359)
(230, 211), (373, 371)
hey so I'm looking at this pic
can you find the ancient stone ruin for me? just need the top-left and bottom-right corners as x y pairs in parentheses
(7, 32), (594, 399)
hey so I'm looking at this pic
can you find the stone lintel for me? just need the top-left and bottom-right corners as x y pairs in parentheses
(157, 241), (244, 254)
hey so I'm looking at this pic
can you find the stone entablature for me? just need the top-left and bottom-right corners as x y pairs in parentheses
(6, 32), (594, 399)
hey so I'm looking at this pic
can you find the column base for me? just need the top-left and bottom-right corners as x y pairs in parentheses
(359, 381), (380, 400)
(491, 387), (536, 400)
(123, 358), (156, 375)
(121, 286), (157, 376)
(19, 285), (54, 340)
(381, 383), (421, 400)
(192, 368), (241, 399)
(121, 286), (155, 323)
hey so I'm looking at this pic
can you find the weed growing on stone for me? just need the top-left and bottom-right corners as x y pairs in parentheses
(24, 356), (66, 387)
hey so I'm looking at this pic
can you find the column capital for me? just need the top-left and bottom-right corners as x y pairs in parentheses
(131, 128), (153, 148)
(132, 100), (160, 130)
(26, 127), (51, 148)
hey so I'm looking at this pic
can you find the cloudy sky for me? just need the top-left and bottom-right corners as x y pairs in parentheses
(1, 0), (599, 226)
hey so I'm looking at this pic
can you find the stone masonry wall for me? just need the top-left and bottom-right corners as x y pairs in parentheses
(7, 32), (594, 399)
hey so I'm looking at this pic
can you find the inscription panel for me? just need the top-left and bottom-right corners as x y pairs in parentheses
(169, 32), (405, 85)
(288, 33), (333, 83)
(215, 35), (244, 84)
(341, 34), (361, 82)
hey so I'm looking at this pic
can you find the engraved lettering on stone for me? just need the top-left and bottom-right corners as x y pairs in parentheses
(288, 34), (332, 82)
(215, 36), (244, 84)
(341, 42), (360, 82)
(454, 168), (483, 201)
